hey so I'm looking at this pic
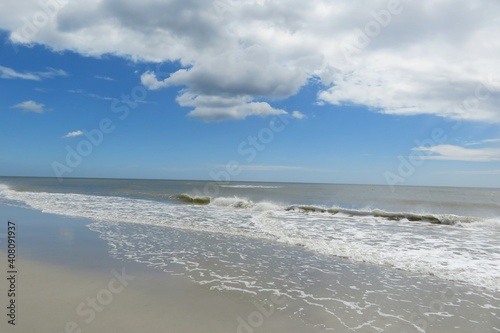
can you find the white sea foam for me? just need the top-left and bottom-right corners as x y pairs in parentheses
(0, 186), (499, 291)
(210, 197), (283, 211)
(87, 218), (499, 332)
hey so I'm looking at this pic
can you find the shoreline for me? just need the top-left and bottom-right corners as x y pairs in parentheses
(0, 203), (498, 332)
(0, 204), (323, 333)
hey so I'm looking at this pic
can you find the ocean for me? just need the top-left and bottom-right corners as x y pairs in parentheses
(0, 177), (499, 331)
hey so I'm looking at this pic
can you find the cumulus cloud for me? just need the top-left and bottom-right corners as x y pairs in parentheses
(140, 71), (168, 90)
(140, 44), (308, 120)
(0, 66), (67, 80)
(62, 130), (83, 138)
(292, 111), (306, 119)
(176, 93), (287, 121)
(2, 0), (500, 121)
(11, 100), (45, 113)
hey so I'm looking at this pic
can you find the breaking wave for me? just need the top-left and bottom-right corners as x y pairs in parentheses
(169, 194), (211, 205)
(168, 194), (485, 226)
(1, 184), (499, 291)
(286, 205), (482, 225)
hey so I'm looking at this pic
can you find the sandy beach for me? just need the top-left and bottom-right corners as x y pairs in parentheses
(0, 200), (498, 332)
(0, 204), (322, 333)
(0, 255), (320, 333)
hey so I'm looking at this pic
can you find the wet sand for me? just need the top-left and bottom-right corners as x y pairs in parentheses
(0, 204), (322, 333)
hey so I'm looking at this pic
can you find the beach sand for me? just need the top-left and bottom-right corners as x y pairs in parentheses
(0, 253), (323, 333)
(0, 203), (498, 332)
(0, 204), (321, 333)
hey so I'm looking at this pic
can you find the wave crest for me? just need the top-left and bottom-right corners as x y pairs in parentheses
(169, 194), (211, 205)
(286, 205), (481, 225)
(211, 197), (282, 211)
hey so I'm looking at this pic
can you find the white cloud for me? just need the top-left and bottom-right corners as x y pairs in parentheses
(174, 93), (286, 121)
(37, 67), (68, 79)
(188, 102), (287, 122)
(292, 111), (306, 119)
(141, 48), (305, 120)
(140, 71), (168, 90)
(11, 100), (45, 113)
(0, 65), (39, 80)
(413, 144), (500, 162)
(68, 89), (116, 101)
(211, 164), (335, 172)
(2, 0), (500, 121)
(0, 66), (67, 81)
(237, 165), (307, 171)
(465, 138), (500, 146)
(62, 130), (83, 138)
(451, 170), (500, 175)
(94, 75), (115, 81)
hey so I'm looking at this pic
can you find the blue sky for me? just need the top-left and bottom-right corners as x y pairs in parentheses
(0, 0), (499, 187)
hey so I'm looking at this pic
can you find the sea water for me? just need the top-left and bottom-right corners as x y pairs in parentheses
(0, 177), (498, 331)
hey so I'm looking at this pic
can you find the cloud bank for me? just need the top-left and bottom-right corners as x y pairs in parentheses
(2, 0), (499, 121)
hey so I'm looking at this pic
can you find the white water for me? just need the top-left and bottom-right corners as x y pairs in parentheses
(1, 184), (498, 292)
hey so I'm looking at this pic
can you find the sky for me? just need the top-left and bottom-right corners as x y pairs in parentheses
(0, 0), (499, 187)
